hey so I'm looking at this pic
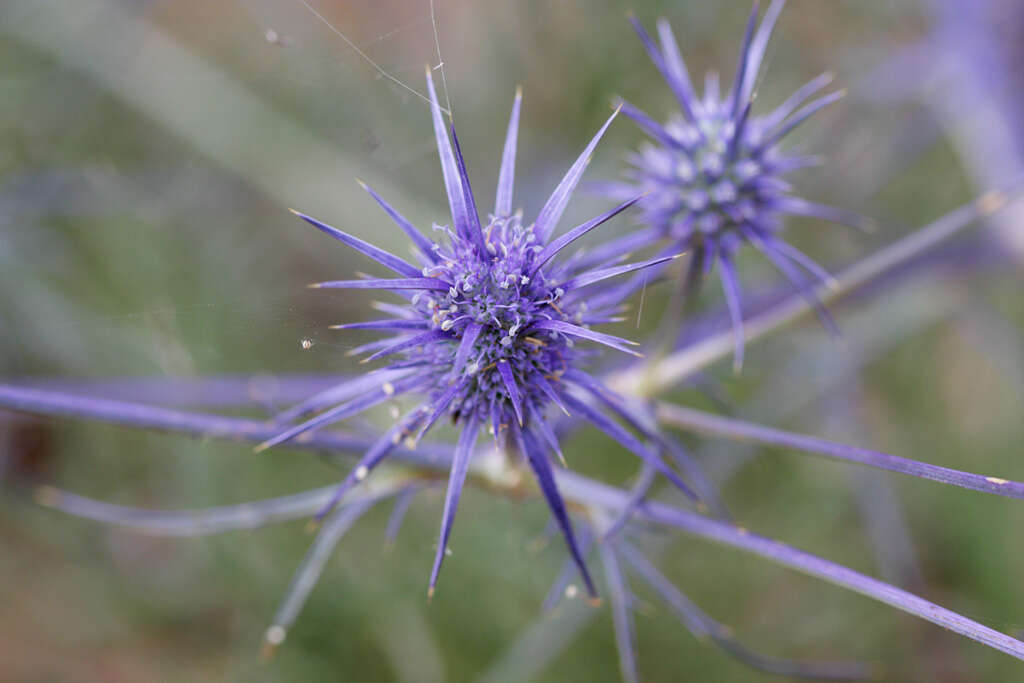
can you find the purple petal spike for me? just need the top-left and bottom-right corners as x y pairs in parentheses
(428, 416), (480, 597)
(560, 253), (679, 292)
(764, 72), (834, 128)
(718, 254), (746, 372)
(497, 360), (525, 426)
(745, 230), (840, 336)
(535, 107), (620, 242)
(289, 209), (422, 278)
(570, 226), (663, 270)
(761, 90), (846, 148)
(452, 321), (483, 373)
(766, 238), (836, 286)
(598, 543), (639, 683)
(490, 402), (504, 446)
(562, 368), (656, 437)
(310, 277), (451, 291)
(495, 87), (522, 217)
(266, 496), (382, 655)
(425, 68), (470, 239)
(528, 319), (641, 357)
(655, 18), (700, 122)
(357, 180), (438, 261)
(728, 1), (761, 118)
(414, 377), (470, 443)
(558, 390), (698, 501)
(531, 195), (644, 276)
(534, 373), (570, 417)
(542, 525), (593, 612)
(727, 99), (754, 160)
(254, 375), (426, 452)
(562, 369), (725, 512)
(516, 427), (596, 597)
(657, 403), (1024, 501)
(617, 98), (682, 148)
(741, 0), (787, 104)
(384, 487), (420, 547)
(449, 123), (488, 255)
(602, 464), (657, 540)
(627, 12), (670, 76)
(531, 404), (566, 466)
(313, 419), (412, 521)
(364, 330), (452, 362)
(657, 435), (731, 520)
(331, 319), (429, 331)
(272, 369), (414, 425)
(774, 197), (875, 233)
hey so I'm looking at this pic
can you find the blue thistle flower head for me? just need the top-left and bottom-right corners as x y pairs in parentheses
(406, 212), (583, 432)
(608, 0), (870, 367)
(258, 69), (688, 598)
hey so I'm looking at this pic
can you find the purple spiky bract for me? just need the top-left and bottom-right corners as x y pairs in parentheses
(612, 1), (865, 365)
(265, 70), (689, 598)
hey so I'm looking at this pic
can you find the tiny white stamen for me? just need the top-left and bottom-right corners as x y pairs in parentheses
(382, 382), (395, 396)
(355, 465), (369, 481)
(565, 584), (578, 599)
(265, 625), (287, 646)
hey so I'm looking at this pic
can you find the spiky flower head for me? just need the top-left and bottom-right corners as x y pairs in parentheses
(607, 0), (868, 367)
(259, 69), (690, 598)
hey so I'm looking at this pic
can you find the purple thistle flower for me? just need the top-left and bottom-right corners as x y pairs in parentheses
(260, 68), (690, 599)
(607, 1), (870, 367)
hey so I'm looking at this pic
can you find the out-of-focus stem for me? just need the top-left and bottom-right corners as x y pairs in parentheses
(0, 384), (450, 464)
(609, 185), (1023, 397)
(655, 402), (1024, 500)
(6, 383), (1024, 662)
(556, 471), (1024, 662)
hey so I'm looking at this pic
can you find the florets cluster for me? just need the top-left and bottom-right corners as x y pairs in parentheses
(618, 4), (853, 255)
(259, 71), (685, 600)
(629, 105), (789, 254)
(417, 217), (579, 426)
(600, 1), (864, 366)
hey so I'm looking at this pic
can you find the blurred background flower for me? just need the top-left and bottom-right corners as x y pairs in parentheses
(1, 0), (1023, 681)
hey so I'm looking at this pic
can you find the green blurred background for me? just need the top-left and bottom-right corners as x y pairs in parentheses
(2, 0), (1023, 680)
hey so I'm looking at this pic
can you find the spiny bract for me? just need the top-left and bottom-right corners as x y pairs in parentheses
(603, 0), (869, 367)
(259, 69), (693, 598)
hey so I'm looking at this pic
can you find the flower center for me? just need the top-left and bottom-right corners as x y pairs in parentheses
(634, 109), (782, 245)
(415, 216), (581, 424)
